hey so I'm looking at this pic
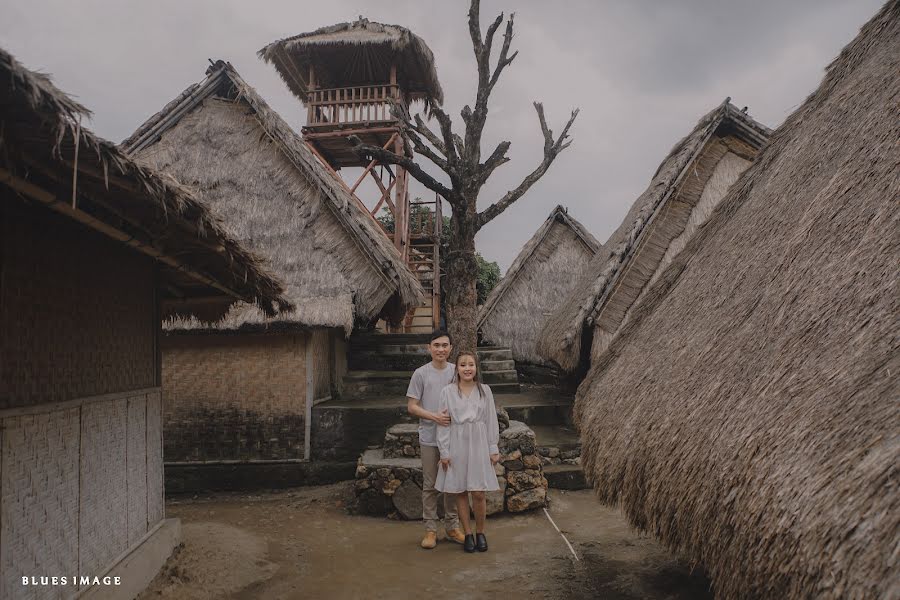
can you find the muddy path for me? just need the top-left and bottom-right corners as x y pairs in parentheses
(139, 483), (711, 600)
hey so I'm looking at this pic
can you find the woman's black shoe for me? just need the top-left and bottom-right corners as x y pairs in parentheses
(463, 534), (476, 553)
(475, 533), (488, 552)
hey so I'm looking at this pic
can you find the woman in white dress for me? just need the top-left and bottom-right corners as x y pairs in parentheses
(435, 350), (501, 553)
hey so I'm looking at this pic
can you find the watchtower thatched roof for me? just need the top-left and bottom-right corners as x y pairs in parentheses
(259, 17), (443, 106)
(576, 2), (899, 598)
(538, 100), (770, 372)
(0, 47), (289, 322)
(122, 61), (423, 333)
(478, 206), (602, 364)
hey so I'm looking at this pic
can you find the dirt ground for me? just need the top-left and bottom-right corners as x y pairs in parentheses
(139, 483), (712, 600)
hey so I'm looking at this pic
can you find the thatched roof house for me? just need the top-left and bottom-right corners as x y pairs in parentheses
(538, 101), (770, 372)
(478, 205), (602, 364)
(0, 51), (287, 323)
(575, 3), (899, 598)
(122, 60), (423, 467)
(122, 60), (423, 333)
(1, 47), (286, 598)
(259, 17), (443, 106)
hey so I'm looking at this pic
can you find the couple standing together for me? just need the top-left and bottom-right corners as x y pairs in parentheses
(405, 330), (501, 553)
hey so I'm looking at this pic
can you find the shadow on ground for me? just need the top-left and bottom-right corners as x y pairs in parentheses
(139, 483), (712, 600)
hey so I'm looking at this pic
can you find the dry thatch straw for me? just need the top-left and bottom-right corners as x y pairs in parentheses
(0, 47), (289, 320)
(478, 205), (601, 364)
(122, 61), (424, 334)
(576, 2), (900, 598)
(259, 17), (443, 107)
(537, 100), (770, 372)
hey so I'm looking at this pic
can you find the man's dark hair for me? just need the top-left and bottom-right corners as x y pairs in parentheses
(429, 329), (452, 344)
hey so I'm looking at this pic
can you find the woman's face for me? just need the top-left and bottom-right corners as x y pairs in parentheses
(457, 355), (477, 382)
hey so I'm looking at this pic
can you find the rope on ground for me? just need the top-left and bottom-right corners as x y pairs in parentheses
(543, 507), (579, 562)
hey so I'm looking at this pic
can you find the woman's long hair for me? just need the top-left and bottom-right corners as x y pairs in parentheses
(453, 350), (485, 399)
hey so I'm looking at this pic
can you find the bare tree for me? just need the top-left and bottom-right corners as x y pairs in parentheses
(351, 0), (578, 352)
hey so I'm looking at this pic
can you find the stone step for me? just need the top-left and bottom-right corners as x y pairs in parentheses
(342, 370), (413, 398)
(348, 351), (429, 372)
(478, 348), (513, 361)
(543, 464), (588, 490)
(503, 402), (571, 427)
(481, 359), (515, 371)
(487, 382), (521, 394)
(351, 333), (432, 347)
(483, 369), (518, 384)
(531, 424), (582, 454)
(311, 401), (414, 461)
(383, 423), (420, 458)
(311, 390), (570, 460)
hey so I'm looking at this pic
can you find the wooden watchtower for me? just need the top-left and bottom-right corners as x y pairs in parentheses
(260, 18), (444, 332)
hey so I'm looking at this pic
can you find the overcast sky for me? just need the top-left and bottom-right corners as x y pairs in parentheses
(2, 0), (884, 272)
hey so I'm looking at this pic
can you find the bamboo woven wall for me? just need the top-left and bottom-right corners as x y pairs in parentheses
(162, 333), (320, 461)
(0, 199), (156, 409)
(0, 389), (164, 598)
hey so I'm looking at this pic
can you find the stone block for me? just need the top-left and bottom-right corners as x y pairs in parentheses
(507, 487), (547, 513)
(507, 470), (541, 493)
(523, 454), (542, 469)
(392, 479), (423, 520)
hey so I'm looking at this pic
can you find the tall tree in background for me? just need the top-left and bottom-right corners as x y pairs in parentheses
(352, 0), (578, 352)
(377, 206), (501, 307)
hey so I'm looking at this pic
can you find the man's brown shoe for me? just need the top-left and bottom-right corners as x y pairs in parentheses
(445, 528), (466, 544)
(421, 531), (437, 549)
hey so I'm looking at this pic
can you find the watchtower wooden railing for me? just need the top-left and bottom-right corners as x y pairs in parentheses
(306, 84), (403, 129)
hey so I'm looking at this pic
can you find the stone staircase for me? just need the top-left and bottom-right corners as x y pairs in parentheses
(477, 346), (520, 393)
(311, 333), (581, 488)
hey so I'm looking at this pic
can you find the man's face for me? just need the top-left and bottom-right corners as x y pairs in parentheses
(428, 336), (451, 362)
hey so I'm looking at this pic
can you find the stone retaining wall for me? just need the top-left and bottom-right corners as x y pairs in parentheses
(353, 420), (548, 518)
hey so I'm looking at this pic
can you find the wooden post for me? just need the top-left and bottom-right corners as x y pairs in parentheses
(307, 65), (316, 125)
(303, 332), (314, 462)
(433, 193), (442, 329)
(393, 134), (406, 254)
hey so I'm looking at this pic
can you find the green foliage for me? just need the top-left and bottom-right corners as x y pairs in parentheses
(475, 253), (501, 305)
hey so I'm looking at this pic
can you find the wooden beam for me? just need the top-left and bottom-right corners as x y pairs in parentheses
(369, 170), (397, 216)
(303, 126), (399, 140)
(349, 133), (399, 193)
(0, 168), (248, 303)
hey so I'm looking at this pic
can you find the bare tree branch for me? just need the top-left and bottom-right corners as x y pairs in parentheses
(489, 15), (517, 90)
(468, 0), (484, 56)
(482, 13), (504, 63)
(476, 105), (579, 229)
(478, 140), (511, 184)
(411, 114), (447, 157)
(404, 128), (450, 173)
(349, 135), (456, 202)
(430, 105), (460, 163)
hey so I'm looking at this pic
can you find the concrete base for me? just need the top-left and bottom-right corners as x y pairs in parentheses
(78, 518), (181, 600)
(543, 464), (589, 490)
(165, 460), (356, 494)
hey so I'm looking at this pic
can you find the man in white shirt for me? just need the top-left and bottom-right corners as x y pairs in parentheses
(406, 330), (464, 549)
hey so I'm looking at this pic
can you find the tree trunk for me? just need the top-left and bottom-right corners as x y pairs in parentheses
(444, 210), (479, 355)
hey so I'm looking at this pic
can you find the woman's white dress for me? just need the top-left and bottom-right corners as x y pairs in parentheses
(434, 383), (500, 493)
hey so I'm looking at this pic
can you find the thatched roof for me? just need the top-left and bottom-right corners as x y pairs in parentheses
(122, 60), (423, 333)
(576, 2), (900, 598)
(478, 206), (602, 364)
(259, 17), (443, 106)
(537, 100), (770, 372)
(0, 47), (289, 321)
